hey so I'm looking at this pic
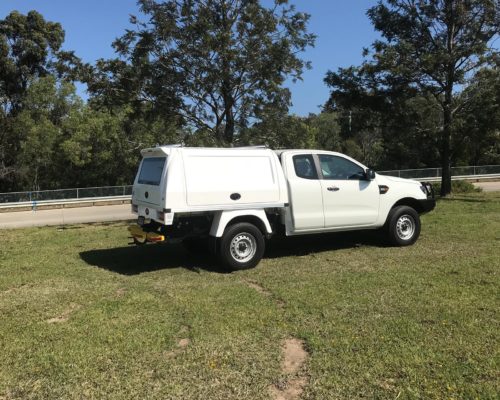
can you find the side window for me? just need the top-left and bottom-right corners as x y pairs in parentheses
(319, 155), (366, 180)
(293, 155), (318, 180)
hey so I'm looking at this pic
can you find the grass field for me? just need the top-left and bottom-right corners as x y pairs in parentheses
(0, 193), (499, 399)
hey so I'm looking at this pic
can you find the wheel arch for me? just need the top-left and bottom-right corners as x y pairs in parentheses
(383, 199), (423, 228)
(210, 210), (272, 238)
(391, 197), (426, 214)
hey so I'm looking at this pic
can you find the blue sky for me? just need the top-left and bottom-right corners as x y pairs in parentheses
(0, 0), (379, 115)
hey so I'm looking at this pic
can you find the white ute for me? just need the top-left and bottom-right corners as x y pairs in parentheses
(129, 145), (435, 270)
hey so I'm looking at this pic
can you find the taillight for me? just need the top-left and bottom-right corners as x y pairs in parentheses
(158, 211), (165, 221)
(132, 204), (138, 213)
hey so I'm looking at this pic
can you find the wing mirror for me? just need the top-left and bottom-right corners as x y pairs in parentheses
(365, 168), (376, 180)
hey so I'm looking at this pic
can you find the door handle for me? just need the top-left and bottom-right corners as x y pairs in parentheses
(327, 186), (340, 192)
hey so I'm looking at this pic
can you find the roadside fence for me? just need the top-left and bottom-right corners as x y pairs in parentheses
(1, 165), (499, 207)
(378, 165), (500, 181)
(0, 186), (132, 205)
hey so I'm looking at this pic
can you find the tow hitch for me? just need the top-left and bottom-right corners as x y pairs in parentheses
(128, 225), (165, 245)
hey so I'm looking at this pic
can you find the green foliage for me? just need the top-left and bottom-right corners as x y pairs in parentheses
(88, 0), (315, 145)
(433, 179), (482, 195)
(310, 112), (342, 152)
(453, 64), (500, 165)
(240, 113), (316, 149)
(325, 0), (499, 195)
(0, 10), (80, 113)
(0, 5), (499, 193)
(238, 111), (346, 156)
(1, 73), (182, 192)
(0, 11), (82, 191)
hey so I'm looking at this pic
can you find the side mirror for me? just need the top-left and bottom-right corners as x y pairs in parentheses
(365, 168), (376, 180)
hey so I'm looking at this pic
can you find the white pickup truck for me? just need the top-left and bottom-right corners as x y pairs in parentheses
(129, 145), (435, 270)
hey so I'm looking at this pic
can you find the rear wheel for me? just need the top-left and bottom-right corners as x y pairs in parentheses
(386, 206), (421, 246)
(219, 223), (265, 271)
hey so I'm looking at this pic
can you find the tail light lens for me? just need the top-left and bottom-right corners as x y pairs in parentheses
(132, 204), (138, 213)
(158, 211), (165, 221)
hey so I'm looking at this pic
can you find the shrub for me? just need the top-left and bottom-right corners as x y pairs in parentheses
(432, 180), (482, 195)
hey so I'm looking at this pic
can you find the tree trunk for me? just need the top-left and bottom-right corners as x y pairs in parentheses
(221, 65), (234, 144)
(440, 103), (452, 196)
(223, 105), (235, 144)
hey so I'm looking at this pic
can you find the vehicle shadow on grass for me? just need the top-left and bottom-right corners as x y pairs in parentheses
(80, 244), (226, 275)
(264, 230), (389, 259)
(80, 231), (389, 275)
(438, 196), (489, 203)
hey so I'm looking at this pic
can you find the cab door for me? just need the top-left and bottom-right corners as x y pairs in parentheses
(318, 154), (379, 228)
(284, 153), (324, 231)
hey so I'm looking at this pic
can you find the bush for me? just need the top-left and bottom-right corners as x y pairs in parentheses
(433, 180), (482, 195)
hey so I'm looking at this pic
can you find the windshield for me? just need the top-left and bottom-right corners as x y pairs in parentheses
(138, 157), (166, 186)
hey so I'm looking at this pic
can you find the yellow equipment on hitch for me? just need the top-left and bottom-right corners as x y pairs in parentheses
(128, 225), (165, 245)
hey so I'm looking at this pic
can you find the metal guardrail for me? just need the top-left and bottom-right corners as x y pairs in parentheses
(417, 174), (500, 183)
(0, 196), (131, 211)
(0, 185), (132, 204)
(378, 165), (500, 180)
(0, 165), (499, 209)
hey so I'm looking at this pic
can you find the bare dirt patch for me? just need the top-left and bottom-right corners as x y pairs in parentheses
(1, 283), (32, 295)
(177, 338), (190, 348)
(164, 326), (191, 358)
(270, 338), (309, 400)
(282, 338), (308, 374)
(46, 303), (81, 324)
(244, 279), (272, 296)
(243, 279), (285, 308)
(115, 288), (127, 297)
(270, 378), (307, 400)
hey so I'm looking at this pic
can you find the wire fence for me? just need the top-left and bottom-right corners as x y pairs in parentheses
(0, 165), (499, 204)
(0, 186), (132, 204)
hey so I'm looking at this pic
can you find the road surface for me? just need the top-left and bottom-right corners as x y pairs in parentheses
(473, 181), (500, 192)
(0, 181), (498, 229)
(0, 204), (135, 229)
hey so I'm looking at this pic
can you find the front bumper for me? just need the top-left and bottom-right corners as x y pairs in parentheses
(417, 198), (436, 213)
(418, 182), (436, 213)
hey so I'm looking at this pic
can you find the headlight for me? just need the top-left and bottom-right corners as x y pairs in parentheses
(420, 183), (433, 196)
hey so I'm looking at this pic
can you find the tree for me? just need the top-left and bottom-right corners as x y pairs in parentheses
(240, 112), (317, 148)
(368, 0), (498, 195)
(327, 0), (499, 195)
(0, 10), (79, 113)
(0, 10), (81, 190)
(324, 67), (442, 170)
(90, 0), (315, 145)
(454, 62), (500, 165)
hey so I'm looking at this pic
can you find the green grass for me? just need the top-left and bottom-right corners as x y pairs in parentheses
(1, 193), (499, 399)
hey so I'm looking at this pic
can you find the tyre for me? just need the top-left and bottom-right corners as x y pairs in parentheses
(386, 206), (421, 246)
(219, 222), (265, 271)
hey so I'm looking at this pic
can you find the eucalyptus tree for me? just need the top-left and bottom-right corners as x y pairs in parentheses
(326, 0), (498, 195)
(0, 10), (80, 191)
(89, 0), (315, 145)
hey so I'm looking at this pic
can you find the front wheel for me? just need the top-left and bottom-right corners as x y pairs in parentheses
(219, 223), (265, 271)
(386, 206), (421, 246)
